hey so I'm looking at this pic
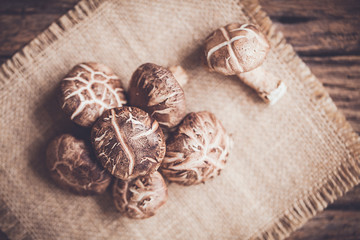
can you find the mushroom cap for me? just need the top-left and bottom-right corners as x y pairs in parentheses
(113, 171), (168, 219)
(204, 23), (270, 75)
(46, 134), (112, 195)
(128, 63), (186, 129)
(91, 107), (166, 180)
(59, 62), (127, 127)
(161, 111), (231, 186)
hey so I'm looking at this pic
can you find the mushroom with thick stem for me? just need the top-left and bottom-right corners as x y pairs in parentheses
(204, 23), (286, 105)
(161, 111), (231, 186)
(113, 171), (168, 219)
(91, 106), (166, 180)
(46, 134), (112, 195)
(59, 62), (127, 127)
(128, 63), (186, 129)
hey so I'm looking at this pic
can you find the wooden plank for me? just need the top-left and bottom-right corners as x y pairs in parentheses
(259, 0), (360, 20)
(274, 19), (360, 56)
(259, 0), (360, 56)
(329, 185), (360, 210)
(0, 0), (78, 60)
(287, 210), (360, 240)
(0, 0), (76, 14)
(303, 56), (360, 133)
(0, 14), (66, 57)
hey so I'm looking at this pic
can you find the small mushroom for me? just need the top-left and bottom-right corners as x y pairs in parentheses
(46, 134), (112, 195)
(113, 171), (168, 219)
(204, 23), (286, 104)
(128, 63), (186, 129)
(59, 62), (127, 127)
(91, 107), (166, 180)
(161, 111), (231, 186)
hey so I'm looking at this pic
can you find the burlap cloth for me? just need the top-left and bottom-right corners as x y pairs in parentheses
(1, 0), (360, 239)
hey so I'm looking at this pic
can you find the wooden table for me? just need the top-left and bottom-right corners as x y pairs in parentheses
(0, 0), (359, 239)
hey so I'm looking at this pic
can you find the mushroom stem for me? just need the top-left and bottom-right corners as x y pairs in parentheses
(168, 65), (188, 87)
(236, 63), (286, 105)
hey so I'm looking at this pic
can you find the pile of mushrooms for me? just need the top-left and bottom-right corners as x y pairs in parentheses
(46, 22), (280, 219)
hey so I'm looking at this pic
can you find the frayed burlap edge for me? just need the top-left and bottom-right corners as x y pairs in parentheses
(0, 0), (359, 239)
(240, 1), (360, 239)
(0, 0), (102, 89)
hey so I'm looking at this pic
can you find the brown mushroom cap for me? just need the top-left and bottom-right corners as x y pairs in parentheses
(59, 62), (127, 127)
(91, 107), (166, 180)
(161, 111), (231, 186)
(46, 134), (112, 195)
(128, 63), (186, 129)
(113, 171), (168, 219)
(204, 23), (270, 75)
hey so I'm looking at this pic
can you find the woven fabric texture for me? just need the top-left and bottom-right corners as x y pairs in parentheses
(0, 0), (359, 239)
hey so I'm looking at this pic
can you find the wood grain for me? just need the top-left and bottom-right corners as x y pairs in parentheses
(0, 0), (359, 239)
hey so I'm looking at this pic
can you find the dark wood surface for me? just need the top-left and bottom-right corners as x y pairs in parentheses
(0, 0), (359, 239)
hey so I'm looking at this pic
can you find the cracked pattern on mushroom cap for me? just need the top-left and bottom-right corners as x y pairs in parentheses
(113, 171), (168, 219)
(46, 134), (112, 195)
(161, 112), (231, 186)
(204, 23), (270, 75)
(128, 63), (186, 128)
(59, 62), (127, 127)
(91, 107), (166, 180)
